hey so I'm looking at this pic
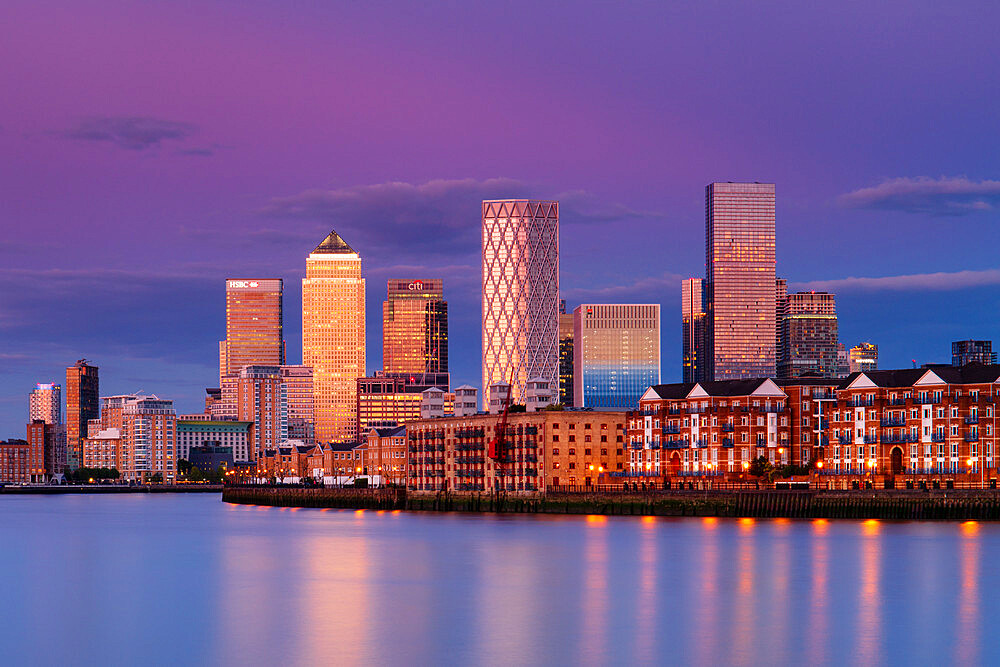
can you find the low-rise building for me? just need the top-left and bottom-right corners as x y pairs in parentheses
(364, 426), (407, 485)
(82, 428), (121, 471)
(0, 439), (31, 483)
(406, 410), (628, 492)
(176, 419), (253, 462)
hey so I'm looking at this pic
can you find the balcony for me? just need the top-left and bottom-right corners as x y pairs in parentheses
(662, 425), (681, 435)
(931, 433), (947, 442)
(649, 441), (661, 450)
(687, 407), (706, 414)
(665, 440), (686, 450)
(630, 442), (643, 450)
(880, 417), (906, 427)
(965, 415), (979, 425)
(965, 432), (980, 442)
(721, 424), (735, 432)
(667, 408), (682, 416)
(863, 436), (878, 444)
(763, 405), (785, 413)
(696, 439), (709, 448)
(722, 437), (734, 447)
(837, 436), (852, 445)
(846, 398), (872, 408)
(887, 398), (907, 407)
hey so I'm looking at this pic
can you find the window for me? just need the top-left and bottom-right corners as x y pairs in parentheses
(552, 448), (559, 456)
(584, 435), (592, 443)
(569, 435), (576, 442)
(601, 448), (607, 456)
(585, 448), (592, 456)
(568, 448), (576, 455)
(552, 435), (559, 442)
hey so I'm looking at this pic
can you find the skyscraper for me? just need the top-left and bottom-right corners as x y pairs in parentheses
(29, 383), (61, 425)
(237, 365), (286, 458)
(681, 279), (706, 383)
(66, 360), (99, 470)
(573, 304), (661, 408)
(219, 279), (285, 417)
(382, 279), (448, 374)
(704, 182), (777, 381)
(302, 230), (366, 444)
(558, 300), (575, 406)
(952, 340), (996, 366)
(280, 365), (314, 445)
(482, 200), (559, 406)
(777, 291), (839, 378)
(849, 342), (878, 373)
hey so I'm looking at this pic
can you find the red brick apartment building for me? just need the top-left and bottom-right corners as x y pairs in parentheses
(626, 364), (1000, 488)
(407, 410), (628, 492)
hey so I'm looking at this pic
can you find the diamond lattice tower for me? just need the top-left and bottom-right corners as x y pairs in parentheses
(481, 200), (559, 407)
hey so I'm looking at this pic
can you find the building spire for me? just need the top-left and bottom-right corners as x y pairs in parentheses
(312, 230), (355, 254)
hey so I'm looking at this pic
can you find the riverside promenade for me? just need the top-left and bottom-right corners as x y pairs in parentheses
(222, 485), (1000, 520)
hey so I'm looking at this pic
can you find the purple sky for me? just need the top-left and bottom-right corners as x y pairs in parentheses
(2, 1), (1000, 433)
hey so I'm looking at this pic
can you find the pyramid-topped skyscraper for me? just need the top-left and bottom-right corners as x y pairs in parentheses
(303, 229), (365, 444)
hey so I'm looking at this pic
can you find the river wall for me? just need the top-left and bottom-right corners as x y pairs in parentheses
(221, 486), (1000, 520)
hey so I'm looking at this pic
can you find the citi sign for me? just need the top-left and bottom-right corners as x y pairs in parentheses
(229, 280), (260, 289)
(407, 281), (424, 291)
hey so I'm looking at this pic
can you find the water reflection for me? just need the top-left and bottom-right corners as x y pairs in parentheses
(956, 521), (980, 664)
(2, 496), (1000, 666)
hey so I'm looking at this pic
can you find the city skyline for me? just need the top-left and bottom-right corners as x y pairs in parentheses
(3, 2), (1000, 432)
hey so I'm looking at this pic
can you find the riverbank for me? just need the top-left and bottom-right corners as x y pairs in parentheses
(221, 486), (1000, 520)
(2, 484), (223, 495)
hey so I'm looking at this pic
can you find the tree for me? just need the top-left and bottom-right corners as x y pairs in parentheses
(149, 472), (163, 484)
(188, 466), (206, 482)
(543, 403), (565, 412)
(748, 456), (774, 479)
(177, 459), (192, 475)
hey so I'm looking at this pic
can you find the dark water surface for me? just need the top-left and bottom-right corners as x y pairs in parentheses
(1, 494), (997, 666)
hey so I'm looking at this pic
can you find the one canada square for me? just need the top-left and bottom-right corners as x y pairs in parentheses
(481, 200), (559, 406)
(705, 182), (776, 380)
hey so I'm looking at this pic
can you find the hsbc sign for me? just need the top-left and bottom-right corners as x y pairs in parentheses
(228, 281), (260, 289)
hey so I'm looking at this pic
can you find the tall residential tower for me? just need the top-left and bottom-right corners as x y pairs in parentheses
(705, 182), (777, 381)
(481, 200), (559, 406)
(777, 291), (839, 378)
(29, 383), (61, 425)
(219, 279), (285, 418)
(302, 231), (366, 444)
(66, 360), (99, 470)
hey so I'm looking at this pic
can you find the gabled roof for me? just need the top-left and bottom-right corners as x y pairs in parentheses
(643, 382), (699, 400)
(372, 425), (407, 438)
(837, 363), (1000, 389)
(455, 384), (477, 391)
(643, 378), (786, 400)
(312, 230), (355, 254)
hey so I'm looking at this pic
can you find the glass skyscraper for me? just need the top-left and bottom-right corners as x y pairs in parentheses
(777, 291), (839, 378)
(382, 279), (448, 374)
(705, 182), (776, 381)
(681, 278), (706, 383)
(573, 304), (660, 408)
(66, 360), (99, 470)
(481, 200), (559, 407)
(302, 230), (366, 444)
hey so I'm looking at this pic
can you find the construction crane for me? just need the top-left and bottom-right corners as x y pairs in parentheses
(487, 375), (513, 494)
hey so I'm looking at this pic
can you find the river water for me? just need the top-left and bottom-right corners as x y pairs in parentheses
(1, 494), (996, 666)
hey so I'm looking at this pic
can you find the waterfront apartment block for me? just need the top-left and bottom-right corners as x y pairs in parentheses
(628, 379), (796, 478)
(87, 394), (176, 483)
(407, 410), (628, 493)
(704, 182), (777, 381)
(26, 420), (64, 482)
(0, 439), (31, 483)
(573, 303), (660, 409)
(383, 279), (448, 374)
(66, 359), (99, 470)
(29, 383), (61, 425)
(302, 230), (366, 444)
(481, 200), (559, 407)
(82, 428), (122, 471)
(625, 363), (1000, 487)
